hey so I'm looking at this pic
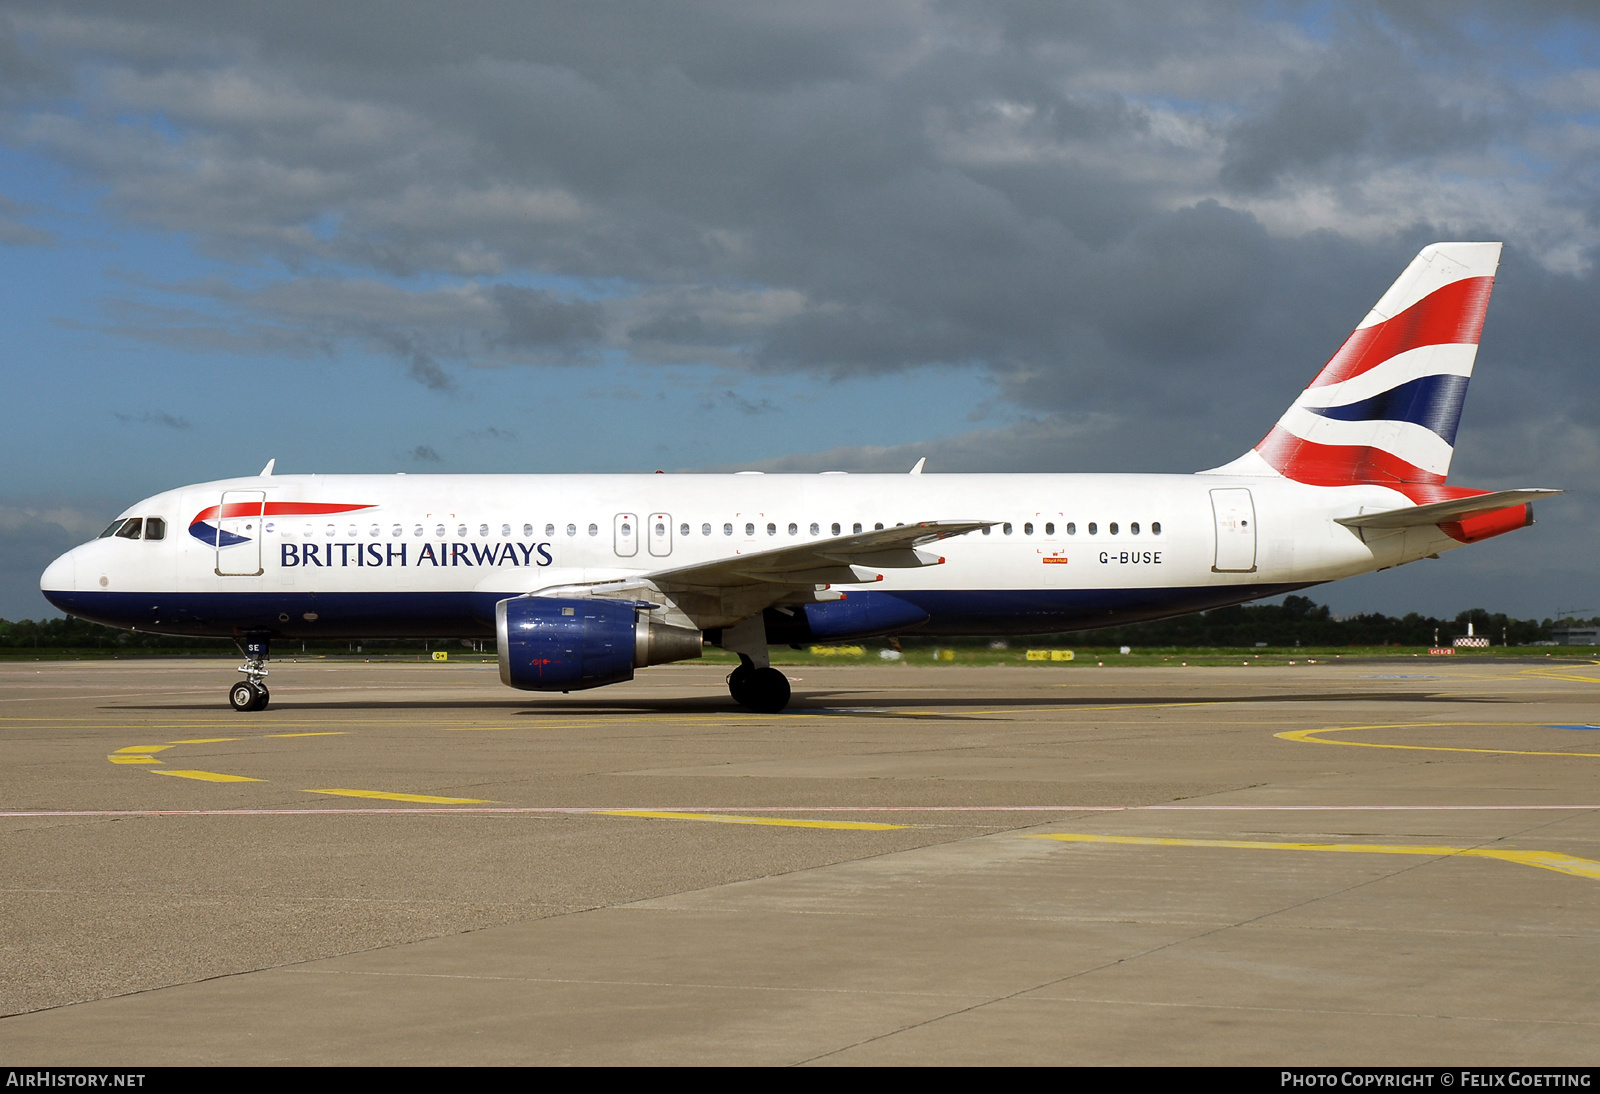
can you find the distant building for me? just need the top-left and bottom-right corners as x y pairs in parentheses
(1552, 627), (1600, 646)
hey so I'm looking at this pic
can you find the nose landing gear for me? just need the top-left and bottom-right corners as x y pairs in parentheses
(230, 637), (270, 712)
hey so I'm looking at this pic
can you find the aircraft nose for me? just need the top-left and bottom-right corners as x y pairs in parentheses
(40, 547), (78, 611)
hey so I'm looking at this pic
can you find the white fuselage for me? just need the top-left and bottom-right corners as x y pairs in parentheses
(41, 471), (1457, 641)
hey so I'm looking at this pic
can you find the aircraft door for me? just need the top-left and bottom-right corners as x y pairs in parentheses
(648, 513), (672, 557)
(1210, 488), (1257, 573)
(215, 489), (266, 576)
(614, 513), (639, 558)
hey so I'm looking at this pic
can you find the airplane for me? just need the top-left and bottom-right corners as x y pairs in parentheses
(40, 242), (1559, 713)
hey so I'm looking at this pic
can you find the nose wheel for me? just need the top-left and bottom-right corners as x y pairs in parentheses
(229, 680), (269, 712)
(727, 662), (791, 713)
(230, 636), (271, 712)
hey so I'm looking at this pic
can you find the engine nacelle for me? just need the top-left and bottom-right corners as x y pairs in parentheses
(496, 596), (702, 691)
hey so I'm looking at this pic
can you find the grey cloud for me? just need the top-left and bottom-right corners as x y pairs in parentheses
(112, 410), (190, 429)
(409, 444), (442, 463)
(2, 1), (1598, 474)
(490, 285), (603, 351)
(1219, 38), (1499, 193)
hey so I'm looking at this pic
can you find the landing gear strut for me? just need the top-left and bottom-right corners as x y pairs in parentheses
(727, 656), (791, 713)
(230, 637), (270, 712)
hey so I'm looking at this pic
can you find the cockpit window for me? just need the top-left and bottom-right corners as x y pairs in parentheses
(144, 517), (166, 541)
(114, 518), (143, 540)
(97, 520), (126, 539)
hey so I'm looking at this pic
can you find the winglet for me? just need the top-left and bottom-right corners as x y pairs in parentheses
(909, 457), (926, 475)
(259, 459), (276, 477)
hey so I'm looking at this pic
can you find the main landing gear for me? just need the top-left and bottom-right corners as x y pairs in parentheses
(727, 657), (791, 713)
(230, 637), (270, 712)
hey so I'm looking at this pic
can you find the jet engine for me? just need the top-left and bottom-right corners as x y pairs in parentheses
(495, 596), (702, 691)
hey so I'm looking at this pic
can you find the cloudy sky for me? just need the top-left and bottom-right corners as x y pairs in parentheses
(1, 1), (1597, 621)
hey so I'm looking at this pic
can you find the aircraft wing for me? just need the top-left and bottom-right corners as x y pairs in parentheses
(646, 519), (994, 590)
(530, 519), (994, 628)
(1335, 489), (1563, 530)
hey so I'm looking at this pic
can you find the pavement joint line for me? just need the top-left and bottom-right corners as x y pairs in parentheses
(287, 968), (988, 997)
(1280, 722), (1600, 758)
(4, 804), (1599, 819)
(597, 809), (911, 830)
(1025, 833), (1600, 880)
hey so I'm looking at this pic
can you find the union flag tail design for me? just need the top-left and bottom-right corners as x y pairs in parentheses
(1207, 242), (1501, 498)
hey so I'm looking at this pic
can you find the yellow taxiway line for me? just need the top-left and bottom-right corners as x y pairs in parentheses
(304, 788), (493, 805)
(599, 809), (908, 831)
(153, 769), (263, 783)
(1277, 722), (1600, 759)
(1026, 832), (1600, 880)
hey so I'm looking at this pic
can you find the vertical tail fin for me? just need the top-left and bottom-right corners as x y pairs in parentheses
(1205, 242), (1501, 487)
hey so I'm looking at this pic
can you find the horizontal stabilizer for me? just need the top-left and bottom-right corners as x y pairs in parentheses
(1335, 489), (1562, 530)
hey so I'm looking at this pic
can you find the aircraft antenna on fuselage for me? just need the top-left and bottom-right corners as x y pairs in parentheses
(909, 457), (926, 475)
(259, 458), (276, 477)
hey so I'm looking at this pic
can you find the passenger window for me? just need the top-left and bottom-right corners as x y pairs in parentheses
(724, 523), (733, 536)
(115, 518), (143, 540)
(1023, 522), (1033, 535)
(1152, 521), (1162, 535)
(982, 526), (991, 535)
(329, 524), (339, 537)
(680, 523), (689, 537)
(436, 525), (446, 537)
(415, 525), (424, 536)
(370, 524), (380, 537)
(831, 523), (840, 535)
(1003, 523), (1012, 535)
(457, 525), (467, 537)
(1088, 522), (1097, 535)
(767, 523), (776, 536)
(745, 522), (755, 536)
(853, 523), (862, 534)
(479, 524), (490, 537)
(545, 524), (555, 537)
(1130, 522), (1140, 535)
(656, 522), (666, 536)
(702, 523), (712, 536)
(501, 524), (511, 537)
(523, 524), (533, 537)
(1045, 522), (1054, 535)
(392, 525), (403, 537)
(98, 520), (125, 539)
(1066, 522), (1076, 535)
(874, 523), (884, 531)
(587, 523), (598, 537)
(1109, 523), (1119, 535)
(144, 517), (166, 541)
(567, 524), (577, 537)
(620, 521), (631, 537)
(810, 522), (819, 535)
(788, 523), (798, 535)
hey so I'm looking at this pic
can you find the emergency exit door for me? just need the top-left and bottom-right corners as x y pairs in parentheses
(648, 513), (672, 557)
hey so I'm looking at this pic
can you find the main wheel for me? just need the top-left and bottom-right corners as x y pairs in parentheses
(229, 681), (261, 712)
(742, 667), (791, 713)
(727, 663), (755, 707)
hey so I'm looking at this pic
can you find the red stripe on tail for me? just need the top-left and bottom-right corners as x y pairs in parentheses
(1309, 276), (1493, 389)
